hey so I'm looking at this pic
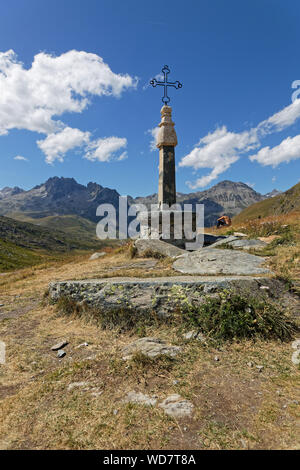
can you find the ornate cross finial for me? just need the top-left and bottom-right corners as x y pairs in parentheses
(150, 65), (182, 105)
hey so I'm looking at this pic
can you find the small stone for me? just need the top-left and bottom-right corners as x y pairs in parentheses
(291, 339), (300, 350)
(67, 381), (89, 391)
(183, 426), (188, 432)
(0, 304), (4, 307)
(51, 340), (68, 351)
(123, 391), (157, 406)
(183, 330), (198, 340)
(247, 361), (254, 368)
(260, 286), (270, 290)
(173, 380), (179, 385)
(75, 342), (89, 349)
(57, 349), (66, 358)
(291, 350), (300, 365)
(256, 365), (264, 372)
(183, 330), (206, 342)
(91, 390), (103, 397)
(89, 252), (106, 260)
(240, 439), (248, 449)
(113, 409), (119, 415)
(122, 337), (181, 361)
(214, 356), (220, 362)
(159, 394), (194, 418)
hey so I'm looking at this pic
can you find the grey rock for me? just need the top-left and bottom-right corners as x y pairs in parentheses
(183, 330), (205, 341)
(233, 232), (248, 237)
(0, 304), (4, 307)
(89, 252), (106, 260)
(173, 248), (271, 275)
(159, 394), (194, 418)
(123, 391), (157, 406)
(291, 350), (300, 365)
(122, 337), (181, 361)
(51, 340), (68, 351)
(256, 365), (264, 372)
(208, 235), (239, 248)
(48, 276), (299, 319)
(247, 361), (254, 368)
(214, 356), (220, 362)
(135, 239), (186, 259)
(291, 339), (300, 350)
(75, 342), (89, 349)
(57, 349), (66, 358)
(67, 381), (89, 391)
(228, 239), (267, 250)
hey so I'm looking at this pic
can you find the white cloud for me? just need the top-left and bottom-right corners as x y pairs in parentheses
(258, 98), (300, 133)
(180, 126), (259, 189)
(143, 73), (164, 90)
(179, 98), (300, 189)
(249, 134), (300, 167)
(147, 127), (159, 151)
(37, 127), (91, 164)
(0, 49), (137, 136)
(272, 176), (277, 183)
(14, 155), (28, 161)
(85, 136), (127, 162)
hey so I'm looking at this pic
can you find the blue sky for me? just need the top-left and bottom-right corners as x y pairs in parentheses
(1, 0), (300, 197)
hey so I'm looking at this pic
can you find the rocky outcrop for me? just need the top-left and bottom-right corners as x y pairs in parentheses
(173, 248), (271, 275)
(48, 276), (288, 318)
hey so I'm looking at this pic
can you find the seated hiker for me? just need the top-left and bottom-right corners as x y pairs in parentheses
(216, 215), (232, 228)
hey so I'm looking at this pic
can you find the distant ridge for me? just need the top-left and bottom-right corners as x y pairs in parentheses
(0, 177), (272, 227)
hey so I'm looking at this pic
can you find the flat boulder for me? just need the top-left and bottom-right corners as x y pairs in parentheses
(173, 248), (271, 275)
(134, 239), (185, 258)
(228, 239), (267, 250)
(122, 337), (181, 360)
(208, 235), (239, 248)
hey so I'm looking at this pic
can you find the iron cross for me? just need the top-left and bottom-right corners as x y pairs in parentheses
(150, 65), (182, 105)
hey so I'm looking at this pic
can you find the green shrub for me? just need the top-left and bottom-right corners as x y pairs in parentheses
(182, 290), (296, 342)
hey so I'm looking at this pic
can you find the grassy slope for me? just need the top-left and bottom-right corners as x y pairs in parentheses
(0, 215), (113, 272)
(6, 213), (98, 244)
(234, 182), (300, 223)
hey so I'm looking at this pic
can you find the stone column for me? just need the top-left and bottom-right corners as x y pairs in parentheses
(156, 105), (177, 209)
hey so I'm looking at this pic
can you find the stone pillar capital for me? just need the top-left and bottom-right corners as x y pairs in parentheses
(156, 105), (178, 148)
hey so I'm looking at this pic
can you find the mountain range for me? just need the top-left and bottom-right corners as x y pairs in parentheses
(0, 177), (273, 228)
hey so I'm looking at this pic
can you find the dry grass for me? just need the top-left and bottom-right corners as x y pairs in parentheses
(0, 244), (299, 450)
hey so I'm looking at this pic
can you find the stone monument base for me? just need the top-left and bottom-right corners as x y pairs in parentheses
(137, 210), (199, 250)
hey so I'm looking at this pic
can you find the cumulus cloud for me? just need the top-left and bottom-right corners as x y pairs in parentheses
(180, 126), (259, 189)
(37, 127), (91, 164)
(0, 49), (137, 136)
(147, 127), (159, 151)
(258, 99), (300, 133)
(84, 136), (127, 162)
(14, 155), (28, 161)
(179, 98), (300, 189)
(249, 134), (300, 167)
